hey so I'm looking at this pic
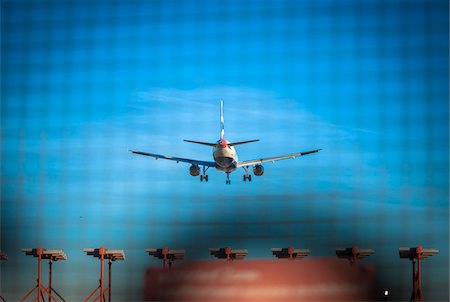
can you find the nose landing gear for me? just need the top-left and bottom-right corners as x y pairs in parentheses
(226, 172), (231, 184)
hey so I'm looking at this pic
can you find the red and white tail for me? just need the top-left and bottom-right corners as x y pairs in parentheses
(220, 100), (225, 140)
(183, 100), (259, 147)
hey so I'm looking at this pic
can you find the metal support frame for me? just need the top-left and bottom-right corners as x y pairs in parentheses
(399, 246), (439, 302)
(225, 246), (232, 262)
(47, 259), (66, 302)
(20, 247), (66, 302)
(83, 247), (125, 302)
(411, 258), (421, 302)
(83, 247), (107, 302)
(0, 251), (8, 302)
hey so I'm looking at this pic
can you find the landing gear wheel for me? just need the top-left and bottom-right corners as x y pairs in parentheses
(243, 175), (246, 182)
(200, 166), (209, 183)
(226, 173), (231, 184)
(248, 175), (252, 182)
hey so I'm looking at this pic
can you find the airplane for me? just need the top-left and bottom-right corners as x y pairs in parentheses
(129, 101), (321, 184)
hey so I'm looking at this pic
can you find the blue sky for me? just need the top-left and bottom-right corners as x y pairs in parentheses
(1, 0), (448, 300)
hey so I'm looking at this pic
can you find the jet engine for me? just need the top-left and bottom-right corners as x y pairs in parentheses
(189, 164), (200, 176)
(253, 164), (264, 176)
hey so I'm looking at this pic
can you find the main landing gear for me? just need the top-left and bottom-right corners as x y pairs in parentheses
(200, 166), (209, 182)
(226, 172), (231, 184)
(243, 166), (252, 182)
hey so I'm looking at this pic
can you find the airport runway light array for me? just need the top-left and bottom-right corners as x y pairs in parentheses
(83, 248), (125, 261)
(335, 246), (375, 264)
(22, 248), (67, 261)
(398, 246), (439, 260)
(399, 246), (439, 302)
(209, 246), (248, 261)
(5, 245), (440, 301)
(271, 246), (310, 260)
(146, 247), (185, 269)
(20, 247), (67, 302)
(83, 247), (125, 302)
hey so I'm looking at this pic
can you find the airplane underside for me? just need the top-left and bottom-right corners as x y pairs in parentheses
(214, 157), (237, 184)
(214, 156), (235, 169)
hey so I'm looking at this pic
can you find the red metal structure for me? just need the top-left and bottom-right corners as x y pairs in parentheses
(146, 247), (185, 269)
(336, 246), (374, 265)
(271, 246), (310, 260)
(20, 247), (67, 302)
(209, 246), (248, 261)
(0, 251), (7, 302)
(83, 247), (125, 302)
(399, 246), (439, 302)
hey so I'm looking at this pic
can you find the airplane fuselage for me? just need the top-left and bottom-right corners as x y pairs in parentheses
(213, 140), (238, 173)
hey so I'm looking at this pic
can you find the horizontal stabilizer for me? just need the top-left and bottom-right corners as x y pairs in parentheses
(183, 140), (217, 147)
(228, 139), (260, 146)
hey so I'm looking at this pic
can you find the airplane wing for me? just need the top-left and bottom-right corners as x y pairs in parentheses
(236, 149), (321, 167)
(129, 150), (216, 167)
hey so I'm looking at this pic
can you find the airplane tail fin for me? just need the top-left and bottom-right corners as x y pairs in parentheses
(184, 101), (259, 148)
(220, 101), (259, 146)
(220, 100), (225, 140)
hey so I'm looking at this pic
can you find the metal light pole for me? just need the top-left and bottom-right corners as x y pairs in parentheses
(0, 251), (8, 302)
(399, 246), (439, 302)
(83, 247), (125, 302)
(20, 248), (67, 302)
